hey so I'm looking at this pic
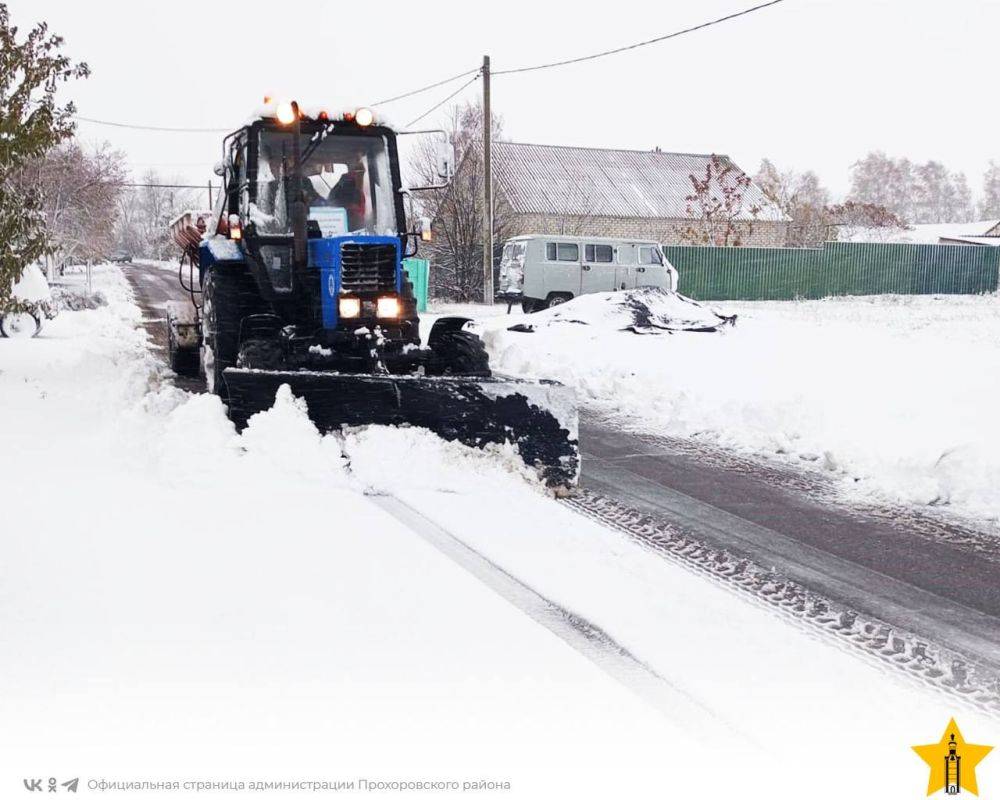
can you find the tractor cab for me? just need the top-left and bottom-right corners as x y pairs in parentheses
(206, 103), (435, 346)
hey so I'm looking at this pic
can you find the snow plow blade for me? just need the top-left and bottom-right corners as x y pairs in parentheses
(223, 369), (579, 488)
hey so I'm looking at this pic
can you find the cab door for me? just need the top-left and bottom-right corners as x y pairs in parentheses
(616, 243), (637, 290)
(636, 244), (669, 288)
(581, 243), (617, 294)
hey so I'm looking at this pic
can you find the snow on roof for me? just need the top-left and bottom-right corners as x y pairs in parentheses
(491, 141), (787, 222)
(843, 220), (1000, 245)
(938, 235), (1000, 247)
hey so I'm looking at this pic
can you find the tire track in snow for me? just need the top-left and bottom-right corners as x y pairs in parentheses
(369, 493), (758, 747)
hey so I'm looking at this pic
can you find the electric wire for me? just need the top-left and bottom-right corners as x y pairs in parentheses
(368, 67), (481, 107)
(405, 73), (482, 129)
(492, 0), (786, 75)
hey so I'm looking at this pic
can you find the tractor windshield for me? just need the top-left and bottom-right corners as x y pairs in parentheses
(251, 130), (397, 237)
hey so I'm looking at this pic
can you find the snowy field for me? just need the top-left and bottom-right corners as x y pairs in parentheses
(1, 267), (996, 798)
(445, 291), (1000, 528)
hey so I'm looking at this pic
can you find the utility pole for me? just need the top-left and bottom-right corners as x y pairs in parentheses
(207, 181), (213, 210)
(482, 54), (494, 305)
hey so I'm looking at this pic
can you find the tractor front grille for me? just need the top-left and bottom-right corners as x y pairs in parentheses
(340, 243), (397, 293)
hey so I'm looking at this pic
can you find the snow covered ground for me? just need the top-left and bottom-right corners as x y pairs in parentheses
(1, 268), (996, 798)
(447, 291), (1000, 528)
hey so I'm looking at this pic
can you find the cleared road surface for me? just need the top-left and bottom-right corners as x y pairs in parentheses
(125, 262), (1000, 682)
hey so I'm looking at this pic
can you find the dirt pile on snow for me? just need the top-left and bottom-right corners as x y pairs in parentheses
(507, 289), (735, 335)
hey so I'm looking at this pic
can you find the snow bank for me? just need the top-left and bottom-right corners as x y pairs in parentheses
(10, 262), (52, 304)
(474, 292), (1000, 526)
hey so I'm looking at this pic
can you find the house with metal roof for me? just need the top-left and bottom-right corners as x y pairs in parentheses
(487, 141), (789, 247)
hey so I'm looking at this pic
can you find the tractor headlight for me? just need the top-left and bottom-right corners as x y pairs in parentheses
(377, 297), (400, 318)
(276, 101), (297, 125)
(339, 297), (361, 318)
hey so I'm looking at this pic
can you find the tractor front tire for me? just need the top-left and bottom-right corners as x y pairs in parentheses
(431, 329), (491, 377)
(201, 266), (267, 398)
(236, 338), (285, 370)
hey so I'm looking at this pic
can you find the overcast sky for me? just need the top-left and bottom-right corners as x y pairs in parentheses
(9, 0), (999, 206)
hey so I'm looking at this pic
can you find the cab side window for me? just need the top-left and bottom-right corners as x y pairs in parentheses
(546, 242), (579, 262)
(584, 244), (614, 263)
(638, 246), (663, 265)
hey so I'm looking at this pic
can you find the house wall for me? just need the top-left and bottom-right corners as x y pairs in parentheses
(511, 213), (789, 248)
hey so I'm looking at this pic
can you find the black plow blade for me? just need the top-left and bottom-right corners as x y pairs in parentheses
(223, 369), (579, 488)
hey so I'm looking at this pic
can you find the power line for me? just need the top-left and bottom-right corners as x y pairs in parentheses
(74, 115), (228, 133)
(493, 0), (787, 75)
(68, 67), (482, 132)
(405, 73), (482, 128)
(369, 67), (480, 107)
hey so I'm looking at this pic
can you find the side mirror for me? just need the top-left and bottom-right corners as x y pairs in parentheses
(436, 144), (455, 181)
(213, 160), (226, 177)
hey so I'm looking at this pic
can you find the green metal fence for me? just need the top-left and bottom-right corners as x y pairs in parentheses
(661, 241), (1000, 301)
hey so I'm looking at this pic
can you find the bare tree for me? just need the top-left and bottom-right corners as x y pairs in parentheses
(825, 201), (907, 242)
(754, 158), (830, 246)
(113, 169), (201, 260)
(849, 151), (974, 223)
(849, 152), (915, 220)
(12, 140), (127, 267)
(681, 155), (761, 247)
(409, 101), (520, 301)
(979, 161), (1000, 219)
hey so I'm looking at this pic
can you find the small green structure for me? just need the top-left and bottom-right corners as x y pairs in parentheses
(402, 257), (430, 312)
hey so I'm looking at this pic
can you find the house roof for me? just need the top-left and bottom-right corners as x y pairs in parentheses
(491, 141), (786, 222)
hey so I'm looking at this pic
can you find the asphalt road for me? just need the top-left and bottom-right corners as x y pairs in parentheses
(124, 262), (1000, 673)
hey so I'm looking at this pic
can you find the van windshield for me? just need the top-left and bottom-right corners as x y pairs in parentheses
(251, 130), (397, 237)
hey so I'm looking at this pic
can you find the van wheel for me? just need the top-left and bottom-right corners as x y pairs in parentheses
(545, 293), (572, 309)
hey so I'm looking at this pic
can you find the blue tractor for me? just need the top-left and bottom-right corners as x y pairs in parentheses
(165, 102), (578, 487)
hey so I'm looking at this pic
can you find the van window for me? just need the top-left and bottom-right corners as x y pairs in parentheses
(584, 244), (614, 263)
(546, 242), (579, 262)
(638, 246), (663, 265)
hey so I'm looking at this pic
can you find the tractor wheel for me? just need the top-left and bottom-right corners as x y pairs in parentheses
(236, 338), (285, 370)
(201, 266), (267, 398)
(431, 329), (491, 377)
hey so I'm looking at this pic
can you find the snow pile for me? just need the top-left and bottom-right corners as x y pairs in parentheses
(10, 262), (52, 303)
(508, 288), (734, 334)
(478, 293), (1000, 525)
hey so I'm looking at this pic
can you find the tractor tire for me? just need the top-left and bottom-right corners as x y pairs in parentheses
(431, 329), (491, 377)
(168, 322), (200, 376)
(0, 311), (41, 338)
(201, 266), (268, 398)
(236, 338), (285, 370)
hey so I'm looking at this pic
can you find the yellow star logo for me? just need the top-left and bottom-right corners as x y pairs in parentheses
(913, 719), (993, 796)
